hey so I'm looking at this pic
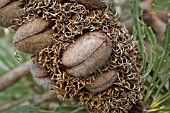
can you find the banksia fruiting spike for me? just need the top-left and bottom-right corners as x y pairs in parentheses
(12, 1), (144, 112)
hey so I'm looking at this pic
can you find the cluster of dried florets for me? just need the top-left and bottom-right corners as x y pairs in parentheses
(0, 0), (144, 112)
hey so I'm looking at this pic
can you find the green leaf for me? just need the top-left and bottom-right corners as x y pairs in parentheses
(150, 73), (170, 108)
(14, 105), (54, 113)
(156, 91), (170, 105)
(145, 23), (170, 112)
(150, 23), (170, 105)
(55, 105), (88, 113)
(147, 106), (170, 112)
(151, 23), (170, 87)
(144, 27), (156, 78)
(0, 39), (29, 76)
(162, 23), (170, 51)
(131, 0), (147, 72)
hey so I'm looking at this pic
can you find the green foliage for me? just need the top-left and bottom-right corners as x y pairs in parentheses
(14, 105), (53, 113)
(144, 24), (170, 113)
(55, 105), (88, 113)
(131, 0), (170, 112)
(14, 105), (88, 113)
(131, 0), (147, 72)
(0, 28), (29, 75)
(151, 0), (170, 12)
(0, 40), (28, 75)
(143, 27), (156, 77)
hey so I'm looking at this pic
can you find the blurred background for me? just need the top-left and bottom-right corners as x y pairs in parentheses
(0, 0), (170, 113)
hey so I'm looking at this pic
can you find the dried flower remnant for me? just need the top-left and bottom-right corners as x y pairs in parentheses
(13, 1), (144, 113)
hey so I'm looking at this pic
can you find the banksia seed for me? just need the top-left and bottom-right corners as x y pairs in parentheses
(13, 18), (54, 54)
(85, 70), (118, 93)
(61, 31), (112, 77)
(0, 0), (25, 27)
(30, 61), (54, 88)
(67, 0), (107, 10)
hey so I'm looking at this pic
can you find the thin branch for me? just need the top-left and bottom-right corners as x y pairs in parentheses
(0, 60), (31, 92)
(0, 99), (26, 112)
(0, 90), (55, 112)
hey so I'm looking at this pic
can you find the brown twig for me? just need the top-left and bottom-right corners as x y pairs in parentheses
(0, 90), (55, 112)
(0, 98), (26, 112)
(0, 60), (31, 92)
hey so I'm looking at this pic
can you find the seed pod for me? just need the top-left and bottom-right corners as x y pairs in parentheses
(13, 18), (54, 54)
(61, 31), (112, 77)
(0, 0), (24, 27)
(85, 70), (118, 93)
(68, 0), (107, 10)
(0, 0), (11, 8)
(30, 62), (54, 88)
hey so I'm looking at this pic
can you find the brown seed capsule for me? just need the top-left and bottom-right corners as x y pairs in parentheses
(0, 0), (24, 27)
(61, 31), (112, 77)
(30, 62), (54, 88)
(13, 18), (54, 54)
(67, 0), (107, 10)
(85, 70), (118, 93)
(0, 0), (11, 8)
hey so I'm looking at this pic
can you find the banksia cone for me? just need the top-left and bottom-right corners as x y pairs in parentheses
(12, 0), (144, 112)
